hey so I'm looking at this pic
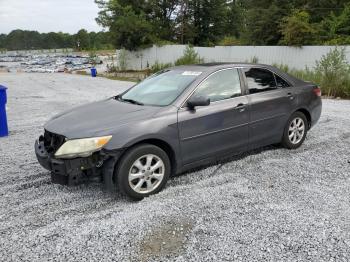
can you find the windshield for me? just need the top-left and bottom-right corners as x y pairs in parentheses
(120, 70), (201, 106)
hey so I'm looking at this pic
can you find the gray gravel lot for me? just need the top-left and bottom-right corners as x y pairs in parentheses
(0, 72), (349, 261)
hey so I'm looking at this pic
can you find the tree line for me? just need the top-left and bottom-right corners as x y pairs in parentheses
(95, 0), (350, 50)
(1, 0), (350, 51)
(0, 29), (112, 51)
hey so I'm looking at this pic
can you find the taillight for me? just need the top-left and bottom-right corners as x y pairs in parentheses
(313, 87), (321, 97)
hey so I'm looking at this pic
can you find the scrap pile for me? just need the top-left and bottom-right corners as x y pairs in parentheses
(0, 54), (100, 73)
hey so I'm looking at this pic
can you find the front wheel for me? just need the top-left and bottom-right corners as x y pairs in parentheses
(282, 112), (308, 149)
(115, 144), (171, 200)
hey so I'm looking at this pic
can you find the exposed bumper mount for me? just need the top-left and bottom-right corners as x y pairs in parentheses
(35, 139), (104, 186)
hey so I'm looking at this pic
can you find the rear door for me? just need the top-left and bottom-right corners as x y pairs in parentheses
(178, 68), (250, 165)
(242, 67), (298, 148)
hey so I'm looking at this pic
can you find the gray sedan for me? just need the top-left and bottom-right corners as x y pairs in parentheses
(35, 63), (322, 199)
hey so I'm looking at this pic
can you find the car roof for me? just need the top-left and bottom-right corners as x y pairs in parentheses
(197, 62), (272, 67)
(171, 62), (276, 71)
(169, 63), (306, 86)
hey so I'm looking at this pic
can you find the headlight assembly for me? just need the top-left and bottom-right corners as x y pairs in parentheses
(54, 135), (112, 159)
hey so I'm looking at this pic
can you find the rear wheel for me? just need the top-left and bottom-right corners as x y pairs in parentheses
(282, 112), (308, 149)
(115, 144), (171, 200)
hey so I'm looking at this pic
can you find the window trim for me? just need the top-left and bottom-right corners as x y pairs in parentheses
(274, 73), (291, 88)
(180, 67), (244, 108)
(242, 66), (292, 95)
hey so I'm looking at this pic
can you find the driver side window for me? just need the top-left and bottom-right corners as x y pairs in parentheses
(192, 68), (241, 102)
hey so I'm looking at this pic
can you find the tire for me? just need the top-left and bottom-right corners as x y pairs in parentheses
(114, 144), (171, 200)
(282, 111), (308, 149)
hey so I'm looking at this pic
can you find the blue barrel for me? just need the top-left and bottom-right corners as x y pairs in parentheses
(0, 85), (8, 137)
(91, 68), (97, 77)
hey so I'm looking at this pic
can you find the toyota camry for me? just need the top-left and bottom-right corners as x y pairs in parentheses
(35, 63), (322, 199)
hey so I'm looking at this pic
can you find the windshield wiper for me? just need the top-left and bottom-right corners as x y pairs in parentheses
(123, 98), (144, 105)
(115, 96), (144, 105)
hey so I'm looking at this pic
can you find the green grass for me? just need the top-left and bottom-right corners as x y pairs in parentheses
(273, 63), (350, 99)
(278, 48), (350, 98)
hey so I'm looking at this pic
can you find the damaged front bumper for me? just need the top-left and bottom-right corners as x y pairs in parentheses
(35, 138), (110, 186)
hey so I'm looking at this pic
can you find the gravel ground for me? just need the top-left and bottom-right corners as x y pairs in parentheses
(0, 73), (349, 261)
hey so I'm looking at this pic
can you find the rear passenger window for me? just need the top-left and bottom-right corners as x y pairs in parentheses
(275, 74), (290, 88)
(244, 68), (276, 94)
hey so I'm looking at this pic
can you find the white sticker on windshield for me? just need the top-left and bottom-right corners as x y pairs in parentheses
(182, 71), (202, 76)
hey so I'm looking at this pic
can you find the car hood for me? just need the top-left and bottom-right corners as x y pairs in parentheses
(44, 98), (160, 139)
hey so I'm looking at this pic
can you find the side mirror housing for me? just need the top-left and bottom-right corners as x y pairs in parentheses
(187, 95), (210, 109)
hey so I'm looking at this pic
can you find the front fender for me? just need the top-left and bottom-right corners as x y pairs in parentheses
(103, 112), (181, 162)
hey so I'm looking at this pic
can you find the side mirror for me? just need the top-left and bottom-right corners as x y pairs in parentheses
(187, 95), (210, 109)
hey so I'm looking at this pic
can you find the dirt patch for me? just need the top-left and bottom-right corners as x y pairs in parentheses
(138, 218), (193, 261)
(341, 132), (350, 139)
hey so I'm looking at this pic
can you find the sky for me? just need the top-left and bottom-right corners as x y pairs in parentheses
(0, 0), (104, 34)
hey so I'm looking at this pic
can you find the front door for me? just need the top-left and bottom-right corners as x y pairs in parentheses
(177, 68), (250, 165)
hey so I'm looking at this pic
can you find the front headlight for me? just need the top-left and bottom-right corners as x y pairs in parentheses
(54, 135), (112, 159)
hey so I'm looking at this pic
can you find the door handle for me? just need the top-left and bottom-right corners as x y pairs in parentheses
(235, 103), (246, 112)
(287, 92), (294, 100)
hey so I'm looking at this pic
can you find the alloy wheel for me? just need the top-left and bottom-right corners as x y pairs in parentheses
(288, 117), (305, 144)
(128, 154), (165, 194)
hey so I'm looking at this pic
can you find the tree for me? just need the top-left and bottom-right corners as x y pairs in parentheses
(224, 0), (244, 39)
(42, 32), (65, 49)
(0, 34), (6, 50)
(174, 0), (196, 44)
(145, 0), (178, 41)
(240, 0), (292, 45)
(95, 0), (153, 50)
(0, 30), (110, 51)
(173, 0), (229, 46)
(93, 0), (350, 47)
(279, 10), (318, 46)
(75, 29), (90, 50)
(301, 0), (350, 23)
(5, 30), (29, 50)
(196, 0), (228, 46)
(320, 3), (350, 44)
(60, 32), (75, 48)
(4, 0), (350, 50)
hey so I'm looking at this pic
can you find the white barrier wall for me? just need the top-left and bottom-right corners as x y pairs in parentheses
(117, 45), (350, 70)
